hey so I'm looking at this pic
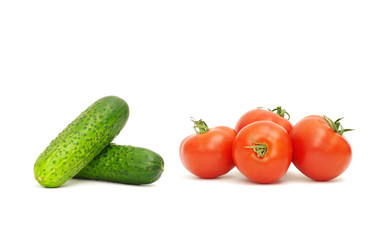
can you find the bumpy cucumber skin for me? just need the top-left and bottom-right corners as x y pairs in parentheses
(75, 144), (164, 185)
(34, 96), (129, 188)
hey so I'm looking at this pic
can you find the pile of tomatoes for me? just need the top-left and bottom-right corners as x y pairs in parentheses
(179, 107), (353, 183)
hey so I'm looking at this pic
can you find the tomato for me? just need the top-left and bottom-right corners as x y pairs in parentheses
(232, 121), (293, 183)
(179, 118), (236, 179)
(235, 106), (293, 133)
(290, 115), (353, 181)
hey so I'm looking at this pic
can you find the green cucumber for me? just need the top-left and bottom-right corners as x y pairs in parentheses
(34, 96), (129, 188)
(75, 144), (164, 185)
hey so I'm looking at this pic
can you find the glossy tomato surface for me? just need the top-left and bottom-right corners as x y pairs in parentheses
(290, 115), (352, 181)
(233, 121), (292, 183)
(180, 126), (236, 179)
(235, 108), (292, 133)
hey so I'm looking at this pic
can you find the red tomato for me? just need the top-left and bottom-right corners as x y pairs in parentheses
(179, 119), (236, 179)
(233, 121), (293, 183)
(235, 106), (293, 133)
(290, 115), (353, 181)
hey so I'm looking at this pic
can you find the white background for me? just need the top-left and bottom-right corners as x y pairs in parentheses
(1, 0), (389, 239)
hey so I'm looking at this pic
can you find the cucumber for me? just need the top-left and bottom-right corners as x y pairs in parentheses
(75, 144), (164, 184)
(34, 96), (129, 188)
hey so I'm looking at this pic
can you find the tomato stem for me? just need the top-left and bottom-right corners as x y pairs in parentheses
(244, 135), (268, 158)
(258, 106), (290, 120)
(323, 115), (354, 135)
(191, 117), (210, 134)
(272, 106), (291, 120)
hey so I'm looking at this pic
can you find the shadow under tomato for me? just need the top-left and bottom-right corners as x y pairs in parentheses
(182, 168), (346, 185)
(277, 171), (346, 185)
(182, 169), (249, 184)
(182, 173), (234, 181)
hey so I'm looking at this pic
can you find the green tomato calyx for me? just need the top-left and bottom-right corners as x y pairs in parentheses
(323, 115), (354, 135)
(244, 135), (268, 158)
(191, 117), (210, 134)
(258, 106), (290, 120)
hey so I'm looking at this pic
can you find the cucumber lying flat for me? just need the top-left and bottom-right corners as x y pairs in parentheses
(34, 96), (129, 188)
(75, 144), (164, 185)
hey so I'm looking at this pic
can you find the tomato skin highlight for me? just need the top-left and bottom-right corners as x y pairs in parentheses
(179, 126), (236, 179)
(233, 121), (293, 184)
(290, 115), (352, 181)
(235, 108), (293, 133)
